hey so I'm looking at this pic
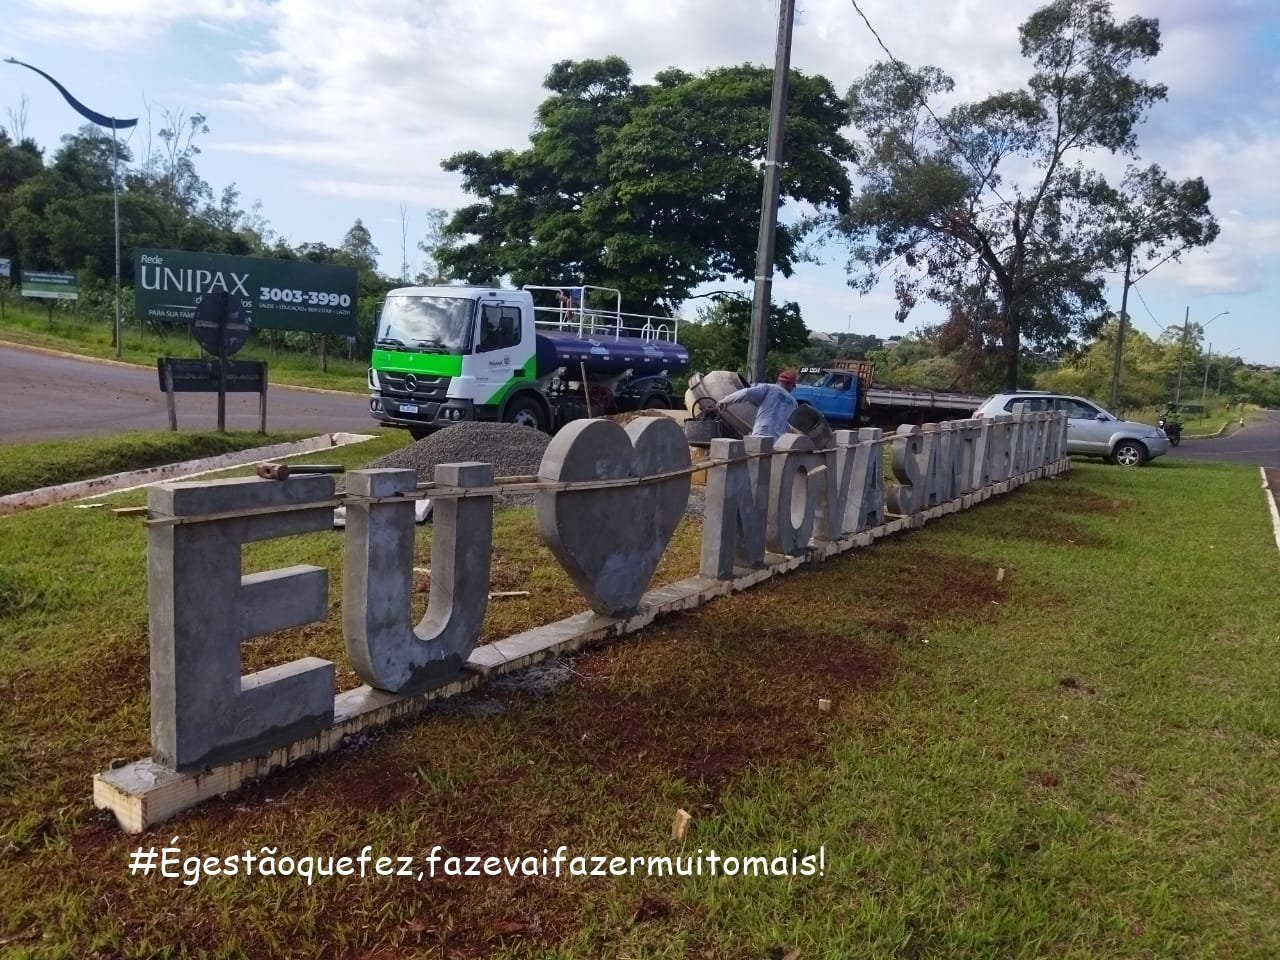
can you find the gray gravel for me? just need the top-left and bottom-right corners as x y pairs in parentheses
(366, 422), (551, 493)
(363, 420), (705, 516)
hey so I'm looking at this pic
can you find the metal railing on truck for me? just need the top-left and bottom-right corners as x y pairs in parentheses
(522, 284), (680, 343)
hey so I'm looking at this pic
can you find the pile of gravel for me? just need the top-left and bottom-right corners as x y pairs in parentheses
(367, 422), (552, 485)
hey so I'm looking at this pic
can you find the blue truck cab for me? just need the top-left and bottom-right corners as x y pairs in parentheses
(791, 361), (875, 427)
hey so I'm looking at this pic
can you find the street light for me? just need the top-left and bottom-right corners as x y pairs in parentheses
(4, 59), (136, 358)
(1174, 309), (1228, 406)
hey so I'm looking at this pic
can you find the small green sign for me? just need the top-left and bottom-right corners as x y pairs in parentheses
(22, 270), (78, 300)
(135, 249), (357, 336)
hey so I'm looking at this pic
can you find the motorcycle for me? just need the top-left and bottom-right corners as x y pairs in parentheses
(1158, 415), (1182, 446)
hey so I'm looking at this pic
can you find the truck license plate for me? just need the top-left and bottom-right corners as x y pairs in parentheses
(399, 403), (419, 415)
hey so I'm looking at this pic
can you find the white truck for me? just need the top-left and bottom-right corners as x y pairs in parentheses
(368, 284), (689, 438)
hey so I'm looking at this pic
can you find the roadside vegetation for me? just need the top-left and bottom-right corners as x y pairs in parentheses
(0, 435), (1276, 957)
(0, 301), (367, 393)
(0, 429), (319, 496)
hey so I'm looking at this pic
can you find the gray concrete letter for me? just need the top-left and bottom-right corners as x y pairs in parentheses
(148, 475), (337, 772)
(344, 464), (493, 694)
(700, 437), (771, 579)
(887, 425), (922, 515)
(768, 434), (822, 555)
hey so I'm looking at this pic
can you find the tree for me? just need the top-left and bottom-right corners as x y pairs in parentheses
(416, 207), (455, 284)
(680, 295), (810, 375)
(1098, 164), (1218, 406)
(837, 0), (1196, 390)
(339, 219), (380, 274)
(139, 105), (212, 220)
(439, 57), (854, 314)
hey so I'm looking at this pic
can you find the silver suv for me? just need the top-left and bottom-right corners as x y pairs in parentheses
(972, 392), (1171, 466)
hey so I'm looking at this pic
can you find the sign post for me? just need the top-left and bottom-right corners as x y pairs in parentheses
(192, 290), (249, 433)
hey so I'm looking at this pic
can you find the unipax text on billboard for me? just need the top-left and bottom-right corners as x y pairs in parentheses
(135, 249), (358, 336)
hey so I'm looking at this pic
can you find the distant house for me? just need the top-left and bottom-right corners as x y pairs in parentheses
(810, 331), (837, 344)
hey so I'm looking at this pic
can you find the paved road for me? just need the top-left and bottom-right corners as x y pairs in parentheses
(1167, 409), (1280, 468)
(0, 343), (375, 444)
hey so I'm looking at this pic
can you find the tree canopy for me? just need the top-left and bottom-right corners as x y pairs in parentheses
(836, 0), (1217, 389)
(438, 56), (855, 315)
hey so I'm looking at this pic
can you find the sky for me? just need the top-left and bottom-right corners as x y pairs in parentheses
(4, 0), (1278, 368)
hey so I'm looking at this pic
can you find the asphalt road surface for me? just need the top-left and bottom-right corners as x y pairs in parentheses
(1167, 408), (1280, 467)
(0, 343), (375, 444)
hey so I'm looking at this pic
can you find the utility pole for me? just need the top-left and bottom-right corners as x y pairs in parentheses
(1200, 341), (1212, 409)
(1108, 244), (1133, 409)
(1173, 305), (1190, 407)
(746, 0), (796, 384)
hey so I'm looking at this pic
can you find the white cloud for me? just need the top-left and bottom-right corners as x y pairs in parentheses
(10, 0), (1280, 363)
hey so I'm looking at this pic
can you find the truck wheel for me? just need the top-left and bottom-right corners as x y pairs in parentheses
(1111, 440), (1146, 467)
(408, 426), (431, 441)
(503, 394), (548, 433)
(639, 393), (668, 410)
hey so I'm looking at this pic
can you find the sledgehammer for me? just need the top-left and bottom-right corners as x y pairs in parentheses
(256, 462), (346, 481)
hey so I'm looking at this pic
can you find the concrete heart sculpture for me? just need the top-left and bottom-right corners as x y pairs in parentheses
(535, 416), (692, 617)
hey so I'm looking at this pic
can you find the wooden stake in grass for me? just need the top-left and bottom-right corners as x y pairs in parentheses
(996, 567), (1006, 582)
(671, 808), (692, 841)
(818, 698), (832, 713)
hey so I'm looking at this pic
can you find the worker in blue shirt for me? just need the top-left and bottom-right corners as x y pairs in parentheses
(718, 369), (798, 438)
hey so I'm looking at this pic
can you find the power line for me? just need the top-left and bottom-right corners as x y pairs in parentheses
(846, 0), (1040, 248)
(1132, 286), (1167, 333)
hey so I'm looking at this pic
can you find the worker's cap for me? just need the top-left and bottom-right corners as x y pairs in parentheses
(776, 370), (797, 384)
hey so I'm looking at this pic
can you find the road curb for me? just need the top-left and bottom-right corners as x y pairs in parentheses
(1263, 467), (1280, 553)
(0, 338), (363, 397)
(0, 433), (377, 517)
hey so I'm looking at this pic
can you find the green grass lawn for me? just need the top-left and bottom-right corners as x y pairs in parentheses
(0, 431), (321, 496)
(0, 449), (1277, 958)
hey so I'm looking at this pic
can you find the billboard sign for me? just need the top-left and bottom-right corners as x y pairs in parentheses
(135, 249), (357, 336)
(21, 270), (78, 300)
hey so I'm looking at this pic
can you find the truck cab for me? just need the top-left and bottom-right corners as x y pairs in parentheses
(791, 361), (874, 427)
(368, 286), (537, 437)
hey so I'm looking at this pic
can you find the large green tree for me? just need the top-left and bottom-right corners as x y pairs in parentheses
(837, 0), (1210, 390)
(439, 56), (854, 314)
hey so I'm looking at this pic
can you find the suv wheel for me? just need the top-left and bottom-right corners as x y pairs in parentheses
(1111, 440), (1146, 467)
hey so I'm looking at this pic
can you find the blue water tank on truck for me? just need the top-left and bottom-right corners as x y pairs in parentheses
(367, 283), (688, 438)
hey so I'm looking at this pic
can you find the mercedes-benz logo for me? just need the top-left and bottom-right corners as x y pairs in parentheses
(404, 374), (418, 392)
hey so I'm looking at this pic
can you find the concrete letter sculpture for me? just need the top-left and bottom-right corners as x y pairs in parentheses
(147, 475), (337, 772)
(536, 416), (691, 617)
(343, 464), (493, 694)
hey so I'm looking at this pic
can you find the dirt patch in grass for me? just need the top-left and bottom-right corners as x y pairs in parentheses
(506, 620), (896, 802)
(1003, 513), (1109, 548)
(1058, 493), (1130, 516)
(849, 549), (1007, 617)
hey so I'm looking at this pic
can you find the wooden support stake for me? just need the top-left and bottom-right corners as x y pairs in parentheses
(671, 808), (692, 841)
